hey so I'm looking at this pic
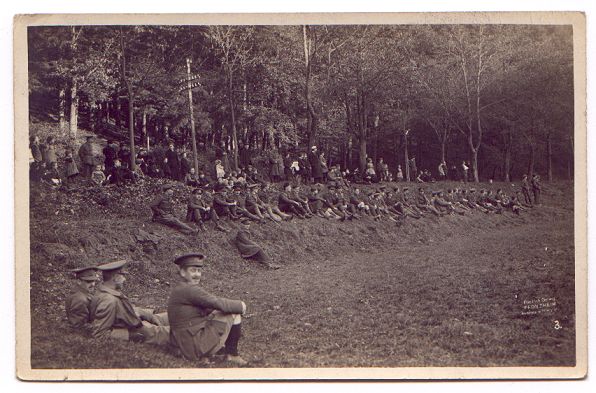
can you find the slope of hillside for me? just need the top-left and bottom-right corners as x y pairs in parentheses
(28, 173), (575, 369)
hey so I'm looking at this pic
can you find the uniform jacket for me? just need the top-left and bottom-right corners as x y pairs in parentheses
(522, 178), (531, 191)
(234, 228), (261, 258)
(278, 192), (296, 210)
(65, 287), (93, 328)
(150, 194), (175, 217)
(167, 282), (244, 360)
(89, 284), (143, 338)
(416, 193), (430, 206)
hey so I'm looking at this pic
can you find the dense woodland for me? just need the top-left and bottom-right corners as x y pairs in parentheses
(28, 24), (574, 182)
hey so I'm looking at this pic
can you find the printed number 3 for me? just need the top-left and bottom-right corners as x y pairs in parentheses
(554, 320), (562, 330)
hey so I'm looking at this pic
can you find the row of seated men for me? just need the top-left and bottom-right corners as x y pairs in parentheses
(149, 181), (528, 234)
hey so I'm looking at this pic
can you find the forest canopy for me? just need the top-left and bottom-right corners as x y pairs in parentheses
(27, 24), (574, 182)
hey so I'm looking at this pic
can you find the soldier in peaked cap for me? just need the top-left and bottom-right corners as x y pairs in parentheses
(167, 253), (249, 366)
(89, 260), (171, 345)
(65, 266), (98, 329)
(233, 218), (280, 269)
(150, 183), (198, 235)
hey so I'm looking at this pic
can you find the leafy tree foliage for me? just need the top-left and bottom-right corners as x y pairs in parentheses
(27, 24), (574, 181)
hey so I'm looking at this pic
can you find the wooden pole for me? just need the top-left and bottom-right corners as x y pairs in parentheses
(186, 58), (199, 175)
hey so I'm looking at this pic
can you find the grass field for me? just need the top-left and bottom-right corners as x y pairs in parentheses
(28, 179), (575, 369)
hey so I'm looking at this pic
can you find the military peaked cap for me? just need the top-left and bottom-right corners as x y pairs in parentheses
(71, 266), (98, 281)
(174, 253), (206, 268)
(96, 259), (129, 274)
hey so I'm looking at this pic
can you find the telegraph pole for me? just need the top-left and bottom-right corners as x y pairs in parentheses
(186, 58), (199, 175)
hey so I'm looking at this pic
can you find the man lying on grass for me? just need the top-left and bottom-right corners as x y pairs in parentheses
(167, 253), (249, 366)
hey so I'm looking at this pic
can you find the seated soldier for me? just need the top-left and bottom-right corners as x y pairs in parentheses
(278, 183), (308, 218)
(433, 191), (465, 215)
(244, 184), (269, 221)
(477, 189), (501, 213)
(366, 190), (382, 220)
(349, 187), (369, 216)
(330, 186), (354, 221)
(230, 186), (265, 222)
(485, 190), (504, 214)
(415, 187), (441, 216)
(233, 219), (280, 269)
(290, 185), (314, 217)
(186, 188), (228, 232)
(506, 192), (524, 215)
(212, 184), (241, 220)
(150, 184), (198, 235)
(65, 265), (99, 330)
(466, 188), (490, 213)
(168, 253), (248, 365)
(455, 189), (476, 212)
(258, 183), (292, 221)
(307, 185), (332, 218)
(399, 187), (424, 218)
(89, 260), (170, 345)
(372, 188), (399, 222)
(382, 188), (403, 217)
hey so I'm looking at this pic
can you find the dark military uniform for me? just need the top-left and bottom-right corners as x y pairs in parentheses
(521, 176), (533, 205)
(168, 254), (246, 361)
(150, 186), (196, 234)
(89, 260), (170, 344)
(65, 267), (98, 329)
(531, 176), (542, 205)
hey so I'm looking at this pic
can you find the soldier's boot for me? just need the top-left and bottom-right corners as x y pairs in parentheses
(225, 354), (248, 366)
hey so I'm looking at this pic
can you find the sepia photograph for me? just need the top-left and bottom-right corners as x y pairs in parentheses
(13, 12), (587, 380)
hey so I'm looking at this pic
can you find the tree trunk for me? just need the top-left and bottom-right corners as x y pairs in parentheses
(127, 89), (135, 170)
(59, 87), (67, 134)
(115, 98), (121, 128)
(527, 144), (535, 177)
(440, 138), (446, 164)
(471, 147), (479, 183)
(504, 147), (511, 182)
(227, 67), (239, 171)
(357, 92), (367, 174)
(142, 107), (148, 150)
(89, 102), (96, 131)
(347, 135), (353, 170)
(303, 25), (317, 148)
(69, 79), (78, 140)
